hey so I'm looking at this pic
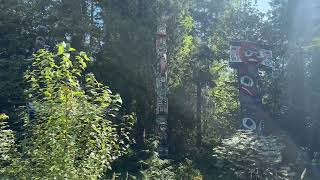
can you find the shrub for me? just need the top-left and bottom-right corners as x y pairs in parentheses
(213, 130), (295, 180)
(138, 139), (202, 180)
(0, 43), (135, 179)
(0, 113), (17, 178)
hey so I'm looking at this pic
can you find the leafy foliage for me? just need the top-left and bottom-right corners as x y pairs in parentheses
(0, 114), (16, 177)
(139, 153), (176, 180)
(175, 159), (203, 180)
(213, 131), (295, 179)
(202, 61), (238, 143)
(0, 56), (27, 133)
(0, 43), (135, 179)
(139, 153), (203, 180)
(137, 138), (203, 180)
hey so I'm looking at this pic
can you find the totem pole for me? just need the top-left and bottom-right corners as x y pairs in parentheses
(229, 42), (273, 133)
(155, 14), (169, 157)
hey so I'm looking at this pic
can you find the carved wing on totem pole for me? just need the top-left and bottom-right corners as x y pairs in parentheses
(229, 42), (273, 133)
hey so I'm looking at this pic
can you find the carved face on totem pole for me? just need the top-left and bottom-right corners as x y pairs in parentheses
(230, 42), (273, 69)
(156, 116), (168, 145)
(239, 43), (266, 63)
(159, 53), (167, 75)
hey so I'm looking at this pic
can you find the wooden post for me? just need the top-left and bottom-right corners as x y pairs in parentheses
(229, 42), (273, 133)
(155, 13), (169, 157)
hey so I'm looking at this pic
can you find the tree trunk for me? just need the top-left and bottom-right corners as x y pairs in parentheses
(196, 81), (202, 147)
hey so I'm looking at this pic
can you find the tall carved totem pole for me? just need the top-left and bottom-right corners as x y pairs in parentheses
(229, 42), (273, 133)
(155, 14), (169, 157)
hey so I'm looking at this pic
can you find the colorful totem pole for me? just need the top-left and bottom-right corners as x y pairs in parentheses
(155, 14), (169, 157)
(229, 42), (273, 133)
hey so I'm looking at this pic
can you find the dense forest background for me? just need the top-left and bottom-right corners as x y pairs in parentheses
(1, 0), (320, 179)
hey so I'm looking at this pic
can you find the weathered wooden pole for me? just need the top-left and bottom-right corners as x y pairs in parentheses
(229, 42), (273, 133)
(155, 13), (169, 157)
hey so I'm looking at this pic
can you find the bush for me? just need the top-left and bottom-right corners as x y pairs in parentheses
(0, 113), (17, 178)
(139, 155), (203, 180)
(175, 159), (203, 180)
(138, 139), (203, 180)
(0, 43), (135, 179)
(213, 130), (295, 180)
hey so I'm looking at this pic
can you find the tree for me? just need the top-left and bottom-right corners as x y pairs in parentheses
(0, 0), (34, 57)
(0, 43), (134, 179)
(308, 47), (320, 154)
(204, 61), (239, 143)
(0, 0), (35, 135)
(96, 0), (157, 145)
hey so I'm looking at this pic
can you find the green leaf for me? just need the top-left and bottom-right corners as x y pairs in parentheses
(80, 51), (91, 61)
(57, 42), (66, 55)
(68, 47), (76, 52)
(0, 113), (9, 120)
